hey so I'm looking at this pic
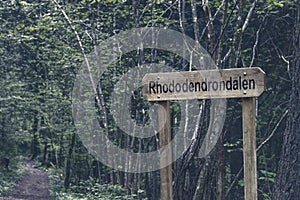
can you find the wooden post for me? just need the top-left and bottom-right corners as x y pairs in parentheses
(242, 97), (257, 200)
(158, 101), (173, 200)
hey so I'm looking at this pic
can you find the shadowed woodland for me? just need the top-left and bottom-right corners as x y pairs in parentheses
(0, 0), (299, 199)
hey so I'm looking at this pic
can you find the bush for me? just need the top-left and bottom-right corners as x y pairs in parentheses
(0, 156), (27, 196)
(48, 168), (147, 200)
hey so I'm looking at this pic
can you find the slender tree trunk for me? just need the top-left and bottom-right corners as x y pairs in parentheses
(31, 115), (40, 159)
(64, 130), (76, 188)
(58, 134), (64, 168)
(42, 141), (48, 164)
(216, 135), (225, 200)
(272, 2), (300, 199)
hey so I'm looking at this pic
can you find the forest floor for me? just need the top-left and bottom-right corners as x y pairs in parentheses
(0, 158), (51, 200)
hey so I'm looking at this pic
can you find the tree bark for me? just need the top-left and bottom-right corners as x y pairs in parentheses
(216, 136), (225, 200)
(31, 115), (40, 159)
(64, 131), (76, 188)
(272, 2), (300, 199)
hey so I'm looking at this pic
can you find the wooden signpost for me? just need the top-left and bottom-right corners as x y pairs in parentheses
(142, 67), (265, 200)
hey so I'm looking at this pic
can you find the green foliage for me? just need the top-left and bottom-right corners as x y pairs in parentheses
(0, 157), (27, 196)
(259, 170), (276, 183)
(48, 168), (146, 200)
(0, 0), (297, 199)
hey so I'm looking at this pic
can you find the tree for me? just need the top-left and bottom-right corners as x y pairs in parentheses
(0, 0), (297, 199)
(272, 1), (300, 199)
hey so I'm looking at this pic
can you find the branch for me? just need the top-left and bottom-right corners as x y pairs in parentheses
(145, 0), (179, 27)
(225, 167), (243, 198)
(256, 109), (288, 151)
(225, 109), (288, 197)
(202, 0), (215, 55)
(211, 1), (238, 58)
(234, 0), (258, 68)
(0, 96), (27, 101)
(241, 0), (258, 33)
(52, 0), (109, 131)
(249, 14), (266, 68)
(51, 0), (96, 94)
(199, 0), (226, 42)
(191, 0), (200, 44)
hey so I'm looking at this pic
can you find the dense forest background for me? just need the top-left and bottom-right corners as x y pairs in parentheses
(0, 0), (299, 199)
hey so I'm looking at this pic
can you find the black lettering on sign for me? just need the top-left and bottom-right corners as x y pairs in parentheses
(148, 76), (256, 94)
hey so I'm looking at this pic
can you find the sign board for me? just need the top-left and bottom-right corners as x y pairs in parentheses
(142, 67), (265, 101)
(143, 67), (265, 200)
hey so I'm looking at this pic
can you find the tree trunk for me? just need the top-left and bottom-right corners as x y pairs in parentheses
(64, 130), (76, 188)
(31, 115), (40, 159)
(272, 2), (300, 199)
(216, 136), (225, 200)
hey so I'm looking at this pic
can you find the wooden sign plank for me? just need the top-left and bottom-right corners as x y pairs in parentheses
(142, 67), (265, 101)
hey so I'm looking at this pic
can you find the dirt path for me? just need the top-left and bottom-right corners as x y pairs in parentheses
(1, 158), (51, 200)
